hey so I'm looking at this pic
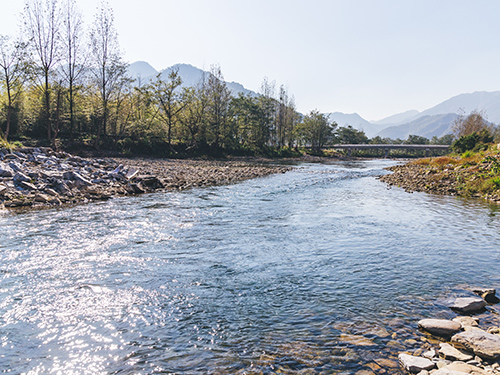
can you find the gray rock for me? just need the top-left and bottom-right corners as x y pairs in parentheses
(398, 353), (435, 373)
(8, 161), (23, 172)
(3, 153), (20, 160)
(432, 362), (489, 374)
(451, 330), (500, 360)
(453, 317), (479, 328)
(423, 349), (438, 359)
(13, 172), (31, 183)
(439, 343), (473, 361)
(449, 297), (487, 313)
(0, 162), (14, 177)
(0, 184), (7, 195)
(72, 172), (92, 186)
(20, 181), (37, 191)
(419, 319), (462, 336)
(470, 287), (498, 303)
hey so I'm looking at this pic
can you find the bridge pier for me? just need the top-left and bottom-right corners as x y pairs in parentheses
(385, 148), (389, 158)
(348, 148), (352, 157)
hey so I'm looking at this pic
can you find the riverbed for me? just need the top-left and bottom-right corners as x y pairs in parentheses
(1, 159), (499, 374)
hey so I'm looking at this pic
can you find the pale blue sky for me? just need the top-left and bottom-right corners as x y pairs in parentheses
(2, 0), (500, 121)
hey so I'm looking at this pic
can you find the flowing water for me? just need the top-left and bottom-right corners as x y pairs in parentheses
(1, 159), (500, 374)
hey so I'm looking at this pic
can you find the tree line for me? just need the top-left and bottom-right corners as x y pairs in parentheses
(0, 0), (462, 157)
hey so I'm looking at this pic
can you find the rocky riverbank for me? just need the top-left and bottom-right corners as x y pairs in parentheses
(397, 288), (500, 375)
(379, 153), (500, 204)
(0, 147), (292, 210)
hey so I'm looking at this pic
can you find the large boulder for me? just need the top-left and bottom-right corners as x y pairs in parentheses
(398, 353), (435, 373)
(418, 319), (462, 336)
(449, 297), (487, 313)
(451, 330), (500, 360)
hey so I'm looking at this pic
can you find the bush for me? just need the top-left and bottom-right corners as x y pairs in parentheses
(452, 129), (493, 153)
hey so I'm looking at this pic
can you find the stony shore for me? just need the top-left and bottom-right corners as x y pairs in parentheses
(378, 157), (500, 204)
(0, 147), (292, 210)
(397, 288), (500, 375)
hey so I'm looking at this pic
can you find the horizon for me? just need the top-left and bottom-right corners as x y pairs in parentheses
(2, 0), (500, 121)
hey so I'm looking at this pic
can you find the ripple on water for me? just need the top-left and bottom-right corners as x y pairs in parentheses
(1, 160), (500, 374)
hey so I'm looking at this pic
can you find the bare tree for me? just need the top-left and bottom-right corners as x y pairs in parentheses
(61, 0), (86, 140)
(23, 0), (62, 144)
(0, 36), (29, 140)
(89, 1), (127, 145)
(452, 109), (492, 138)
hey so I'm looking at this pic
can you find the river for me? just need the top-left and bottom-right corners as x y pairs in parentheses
(1, 159), (499, 374)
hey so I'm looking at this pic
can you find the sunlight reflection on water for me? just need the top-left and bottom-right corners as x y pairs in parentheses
(1, 160), (500, 374)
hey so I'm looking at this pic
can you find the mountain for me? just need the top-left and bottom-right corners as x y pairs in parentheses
(127, 61), (158, 82)
(326, 112), (386, 138)
(127, 61), (257, 97)
(372, 110), (421, 126)
(418, 91), (500, 124)
(376, 113), (458, 140)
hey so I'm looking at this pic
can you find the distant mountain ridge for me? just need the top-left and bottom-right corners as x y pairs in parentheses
(128, 61), (500, 140)
(127, 61), (256, 97)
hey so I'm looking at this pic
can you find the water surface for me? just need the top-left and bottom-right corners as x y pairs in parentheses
(1, 159), (500, 374)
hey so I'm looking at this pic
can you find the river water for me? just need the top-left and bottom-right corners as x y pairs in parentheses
(1, 159), (500, 374)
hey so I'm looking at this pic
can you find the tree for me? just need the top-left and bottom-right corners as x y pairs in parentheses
(89, 1), (127, 145)
(295, 110), (335, 150)
(453, 109), (491, 138)
(205, 64), (232, 150)
(23, 0), (62, 144)
(0, 36), (29, 140)
(337, 125), (368, 144)
(230, 94), (271, 149)
(148, 69), (185, 148)
(404, 134), (429, 144)
(61, 0), (86, 140)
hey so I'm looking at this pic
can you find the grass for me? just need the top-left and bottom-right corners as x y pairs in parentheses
(404, 144), (500, 200)
(0, 138), (22, 149)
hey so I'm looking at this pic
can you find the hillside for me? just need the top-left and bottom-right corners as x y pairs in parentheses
(326, 112), (386, 138)
(376, 113), (458, 139)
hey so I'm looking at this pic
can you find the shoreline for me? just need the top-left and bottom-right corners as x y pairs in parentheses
(0, 148), (294, 211)
(378, 158), (500, 205)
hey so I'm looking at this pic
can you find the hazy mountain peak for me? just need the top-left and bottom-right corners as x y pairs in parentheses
(127, 61), (158, 81)
(372, 110), (420, 126)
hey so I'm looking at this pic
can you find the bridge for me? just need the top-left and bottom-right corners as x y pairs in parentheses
(327, 144), (450, 157)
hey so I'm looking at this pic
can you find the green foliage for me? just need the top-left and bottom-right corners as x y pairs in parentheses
(337, 125), (368, 144)
(294, 110), (335, 150)
(452, 129), (493, 153)
(405, 134), (429, 145)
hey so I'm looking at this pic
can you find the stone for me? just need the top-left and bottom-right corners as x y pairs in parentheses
(451, 330), (500, 360)
(432, 362), (489, 375)
(423, 349), (438, 359)
(419, 319), (462, 336)
(470, 288), (499, 304)
(453, 317), (480, 328)
(439, 343), (474, 361)
(13, 172), (31, 183)
(398, 353), (435, 373)
(450, 297), (487, 314)
(0, 184), (7, 195)
(34, 193), (50, 203)
(339, 334), (375, 347)
(0, 162), (14, 177)
(20, 181), (37, 191)
(487, 327), (500, 335)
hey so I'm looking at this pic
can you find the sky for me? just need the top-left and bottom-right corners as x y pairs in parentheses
(1, 0), (500, 121)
